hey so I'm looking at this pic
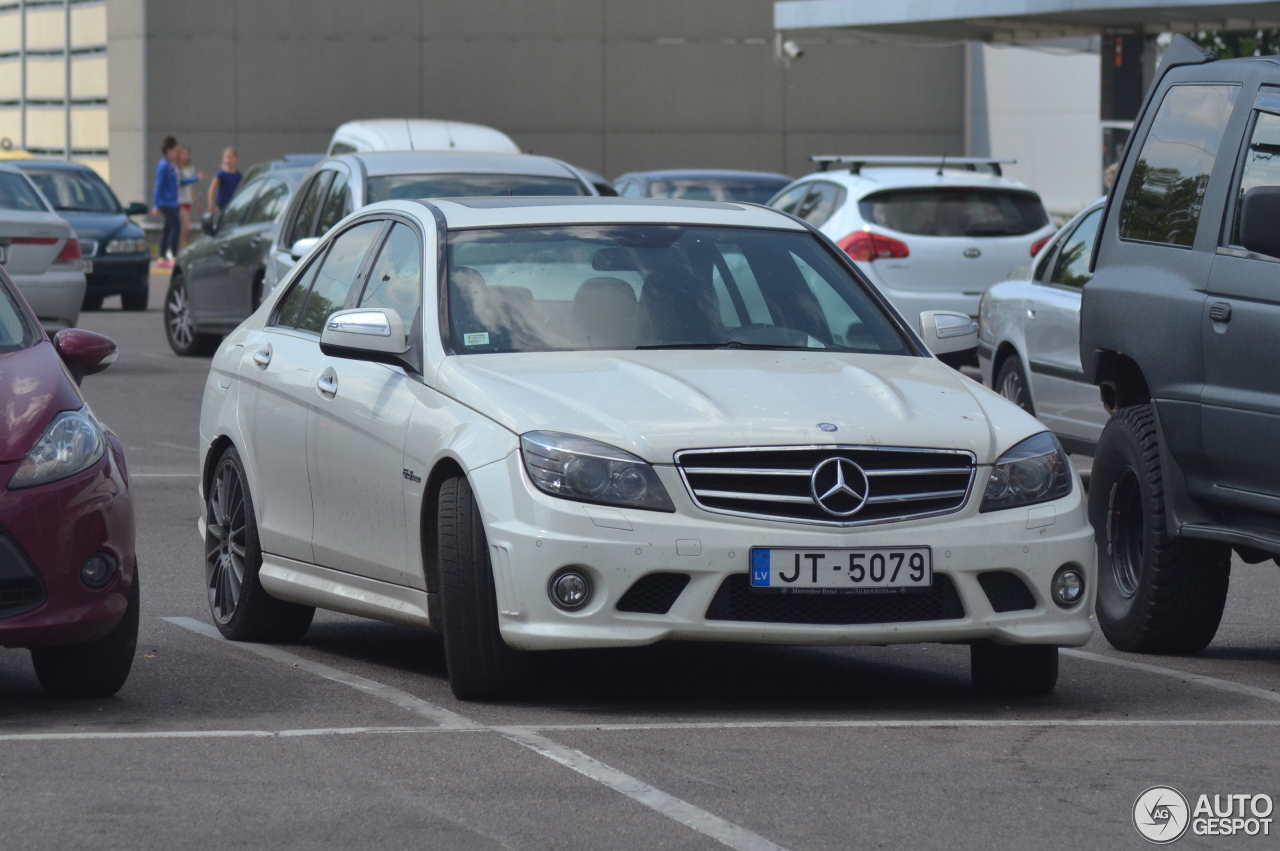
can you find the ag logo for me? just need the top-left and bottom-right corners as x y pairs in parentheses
(1134, 786), (1190, 843)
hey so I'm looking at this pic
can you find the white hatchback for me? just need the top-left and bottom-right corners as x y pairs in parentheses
(770, 157), (1056, 320)
(198, 196), (1094, 700)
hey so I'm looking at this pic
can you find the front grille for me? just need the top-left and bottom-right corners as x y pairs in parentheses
(79, 240), (98, 258)
(0, 535), (46, 620)
(616, 573), (690, 614)
(676, 445), (975, 526)
(977, 571), (1036, 612)
(705, 573), (964, 624)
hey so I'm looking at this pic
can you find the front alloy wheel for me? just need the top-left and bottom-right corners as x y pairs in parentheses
(207, 456), (247, 624)
(164, 274), (218, 356)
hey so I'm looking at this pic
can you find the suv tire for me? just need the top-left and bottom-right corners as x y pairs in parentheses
(31, 564), (140, 698)
(970, 644), (1058, 695)
(206, 446), (315, 642)
(438, 475), (531, 700)
(1089, 405), (1231, 654)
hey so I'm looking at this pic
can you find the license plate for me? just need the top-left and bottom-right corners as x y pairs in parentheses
(83, 260), (92, 274)
(750, 547), (933, 594)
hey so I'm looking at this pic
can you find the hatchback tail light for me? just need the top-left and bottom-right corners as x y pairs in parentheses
(1030, 235), (1051, 256)
(54, 238), (83, 264)
(837, 231), (910, 262)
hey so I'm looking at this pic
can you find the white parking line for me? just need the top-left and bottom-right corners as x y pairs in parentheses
(163, 616), (789, 851)
(132, 473), (199, 478)
(1063, 648), (1280, 704)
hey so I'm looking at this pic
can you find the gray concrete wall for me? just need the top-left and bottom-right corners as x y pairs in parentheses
(126, 0), (964, 196)
(106, 0), (147, 204)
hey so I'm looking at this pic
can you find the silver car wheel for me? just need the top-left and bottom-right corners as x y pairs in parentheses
(167, 283), (194, 349)
(206, 457), (247, 624)
(997, 361), (1031, 413)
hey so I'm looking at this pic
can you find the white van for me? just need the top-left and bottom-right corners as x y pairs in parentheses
(327, 119), (520, 156)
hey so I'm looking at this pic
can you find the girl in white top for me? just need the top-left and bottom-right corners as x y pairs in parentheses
(177, 145), (203, 251)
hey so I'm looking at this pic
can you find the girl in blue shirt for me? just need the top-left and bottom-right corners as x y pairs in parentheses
(151, 136), (200, 266)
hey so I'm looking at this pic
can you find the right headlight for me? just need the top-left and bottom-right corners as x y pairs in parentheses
(105, 237), (148, 254)
(9, 406), (106, 490)
(521, 431), (675, 512)
(979, 431), (1072, 512)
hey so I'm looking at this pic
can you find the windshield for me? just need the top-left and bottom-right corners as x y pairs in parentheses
(21, 168), (120, 213)
(446, 225), (911, 355)
(647, 177), (791, 204)
(0, 172), (49, 212)
(0, 272), (38, 353)
(368, 173), (586, 203)
(859, 187), (1048, 237)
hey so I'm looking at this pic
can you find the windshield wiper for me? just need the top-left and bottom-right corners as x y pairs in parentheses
(633, 342), (832, 351)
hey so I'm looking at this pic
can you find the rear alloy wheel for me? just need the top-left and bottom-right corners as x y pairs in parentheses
(206, 447), (314, 642)
(971, 644), (1058, 695)
(31, 565), (140, 698)
(1090, 405), (1230, 653)
(121, 282), (149, 312)
(995, 356), (1034, 416)
(164, 274), (219, 356)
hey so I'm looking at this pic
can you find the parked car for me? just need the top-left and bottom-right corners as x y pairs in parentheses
(198, 196), (1094, 701)
(165, 166), (309, 356)
(614, 169), (793, 204)
(0, 263), (137, 697)
(577, 167), (618, 197)
(239, 153), (325, 191)
(15, 159), (150, 312)
(1081, 36), (1280, 654)
(261, 151), (597, 293)
(978, 198), (1108, 455)
(769, 157), (1055, 321)
(0, 163), (85, 330)
(327, 119), (520, 156)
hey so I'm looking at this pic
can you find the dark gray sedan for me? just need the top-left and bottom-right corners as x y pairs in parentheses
(165, 166), (307, 356)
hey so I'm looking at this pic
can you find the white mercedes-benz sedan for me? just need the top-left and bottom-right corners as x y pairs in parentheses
(197, 196), (1095, 700)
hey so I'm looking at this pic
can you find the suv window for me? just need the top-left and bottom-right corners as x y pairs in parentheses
(794, 182), (845, 227)
(1119, 84), (1240, 247)
(770, 182), (810, 215)
(316, 170), (351, 235)
(1048, 209), (1102, 288)
(359, 222), (422, 338)
(859, 187), (1048, 237)
(287, 171), (334, 246)
(217, 180), (261, 231)
(1230, 109), (1280, 247)
(296, 220), (384, 334)
(246, 179), (289, 225)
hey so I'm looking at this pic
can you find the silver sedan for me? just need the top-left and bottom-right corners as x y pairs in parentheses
(0, 164), (86, 330)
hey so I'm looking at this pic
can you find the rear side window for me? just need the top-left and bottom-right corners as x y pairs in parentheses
(859, 187), (1048, 237)
(0, 172), (49, 212)
(794, 182), (845, 227)
(1048, 209), (1102, 288)
(1230, 109), (1280, 246)
(770, 182), (810, 215)
(1119, 84), (1240, 247)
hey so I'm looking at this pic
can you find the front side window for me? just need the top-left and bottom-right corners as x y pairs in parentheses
(247, 180), (289, 225)
(617, 180), (643, 198)
(1119, 84), (1240, 247)
(0, 172), (50, 212)
(1048, 209), (1102, 288)
(859, 187), (1048, 237)
(445, 225), (911, 355)
(0, 275), (37, 352)
(287, 171), (334, 245)
(217, 180), (262, 231)
(22, 169), (119, 213)
(367, 173), (586, 202)
(359, 222), (422, 338)
(1230, 108), (1280, 247)
(296, 220), (384, 334)
(316, 170), (351, 235)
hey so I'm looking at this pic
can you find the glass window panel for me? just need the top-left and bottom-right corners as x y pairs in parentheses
(297, 221), (384, 334)
(359, 223), (422, 340)
(316, 170), (350, 235)
(1049, 209), (1102, 288)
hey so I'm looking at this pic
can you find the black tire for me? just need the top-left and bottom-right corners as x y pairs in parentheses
(206, 446), (314, 643)
(1089, 405), (1230, 654)
(31, 564), (140, 698)
(995, 355), (1034, 416)
(121, 282), (150, 312)
(164, 273), (219, 356)
(438, 476), (531, 700)
(81, 292), (104, 312)
(971, 644), (1058, 695)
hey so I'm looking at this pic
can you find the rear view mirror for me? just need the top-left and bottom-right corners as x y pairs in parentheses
(53, 328), (118, 384)
(290, 237), (320, 260)
(125, 202), (148, 217)
(1239, 186), (1280, 259)
(919, 310), (979, 357)
(592, 246), (639, 272)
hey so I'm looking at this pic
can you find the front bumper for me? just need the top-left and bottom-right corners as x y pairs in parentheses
(471, 452), (1096, 651)
(10, 269), (86, 328)
(85, 255), (150, 294)
(0, 435), (136, 648)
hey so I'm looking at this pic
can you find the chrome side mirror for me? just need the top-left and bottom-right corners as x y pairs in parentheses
(918, 310), (979, 356)
(320, 308), (408, 357)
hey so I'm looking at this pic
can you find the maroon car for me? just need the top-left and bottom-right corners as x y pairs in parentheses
(0, 264), (137, 697)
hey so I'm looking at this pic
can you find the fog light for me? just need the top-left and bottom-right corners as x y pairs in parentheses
(1052, 566), (1084, 608)
(549, 568), (592, 611)
(80, 552), (117, 589)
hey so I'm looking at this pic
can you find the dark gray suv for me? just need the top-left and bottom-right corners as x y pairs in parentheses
(1081, 36), (1280, 654)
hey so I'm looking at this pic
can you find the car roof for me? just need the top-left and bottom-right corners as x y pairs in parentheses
(325, 151), (582, 180)
(617, 169), (792, 183)
(413, 197), (809, 230)
(786, 167), (1039, 197)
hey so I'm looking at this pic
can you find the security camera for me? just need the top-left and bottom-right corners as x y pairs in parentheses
(773, 34), (805, 67)
(781, 40), (804, 62)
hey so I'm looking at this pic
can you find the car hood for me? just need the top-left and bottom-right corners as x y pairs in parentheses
(434, 350), (1041, 465)
(55, 211), (141, 243)
(0, 341), (84, 463)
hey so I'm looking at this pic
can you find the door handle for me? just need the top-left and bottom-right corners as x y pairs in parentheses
(317, 373), (338, 397)
(252, 348), (271, 368)
(1026, 308), (1036, 320)
(1210, 301), (1232, 323)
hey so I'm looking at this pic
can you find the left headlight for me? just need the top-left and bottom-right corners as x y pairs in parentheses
(9, 407), (106, 490)
(979, 431), (1072, 512)
(521, 431), (675, 512)
(105, 237), (148, 254)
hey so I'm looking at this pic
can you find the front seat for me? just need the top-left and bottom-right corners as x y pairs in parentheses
(635, 268), (722, 345)
(572, 277), (637, 349)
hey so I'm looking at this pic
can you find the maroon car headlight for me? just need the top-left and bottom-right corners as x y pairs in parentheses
(8, 406), (105, 490)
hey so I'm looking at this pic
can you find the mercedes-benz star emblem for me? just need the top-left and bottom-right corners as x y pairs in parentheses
(810, 457), (870, 517)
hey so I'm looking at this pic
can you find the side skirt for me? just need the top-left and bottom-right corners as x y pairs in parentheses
(259, 553), (435, 630)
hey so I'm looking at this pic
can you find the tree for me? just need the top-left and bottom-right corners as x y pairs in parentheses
(1192, 29), (1280, 59)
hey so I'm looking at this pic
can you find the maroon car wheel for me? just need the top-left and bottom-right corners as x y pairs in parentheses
(30, 565), (140, 699)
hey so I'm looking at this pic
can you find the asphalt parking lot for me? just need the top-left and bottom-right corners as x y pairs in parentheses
(1, 275), (1278, 850)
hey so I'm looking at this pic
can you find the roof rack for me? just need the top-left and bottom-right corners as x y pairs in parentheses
(810, 155), (1016, 177)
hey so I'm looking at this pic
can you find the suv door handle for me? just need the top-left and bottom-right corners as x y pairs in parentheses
(317, 372), (338, 397)
(1210, 301), (1232, 323)
(1026, 308), (1036, 320)
(252, 346), (272, 368)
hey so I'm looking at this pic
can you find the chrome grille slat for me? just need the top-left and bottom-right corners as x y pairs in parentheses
(675, 444), (976, 527)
